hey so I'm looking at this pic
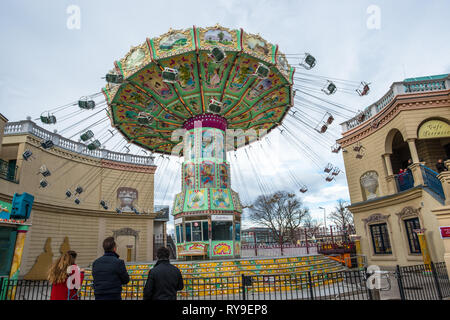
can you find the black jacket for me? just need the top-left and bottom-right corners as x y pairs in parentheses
(143, 260), (184, 300)
(436, 162), (447, 173)
(92, 252), (130, 295)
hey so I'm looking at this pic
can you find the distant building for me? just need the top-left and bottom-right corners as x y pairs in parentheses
(241, 227), (277, 244)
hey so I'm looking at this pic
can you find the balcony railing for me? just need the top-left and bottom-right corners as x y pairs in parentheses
(421, 165), (445, 201)
(395, 170), (414, 192)
(0, 159), (18, 183)
(341, 74), (450, 132)
(393, 165), (445, 202)
(3, 120), (155, 166)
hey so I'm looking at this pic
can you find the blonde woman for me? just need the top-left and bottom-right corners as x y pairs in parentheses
(47, 250), (84, 300)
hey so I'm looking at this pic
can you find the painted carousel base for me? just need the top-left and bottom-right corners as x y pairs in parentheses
(81, 254), (346, 299)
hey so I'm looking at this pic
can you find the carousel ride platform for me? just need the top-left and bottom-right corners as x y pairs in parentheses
(81, 254), (348, 298)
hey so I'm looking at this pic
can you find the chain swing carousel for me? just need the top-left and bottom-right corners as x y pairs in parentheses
(30, 25), (371, 262)
(22, 24), (379, 298)
(103, 25), (298, 259)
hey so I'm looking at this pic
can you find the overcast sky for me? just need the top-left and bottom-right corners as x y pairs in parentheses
(1, 1), (449, 234)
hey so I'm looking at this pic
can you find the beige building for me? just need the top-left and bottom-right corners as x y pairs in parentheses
(0, 118), (167, 278)
(337, 74), (450, 270)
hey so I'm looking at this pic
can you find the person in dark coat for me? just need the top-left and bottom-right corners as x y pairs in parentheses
(92, 237), (130, 300)
(143, 247), (183, 300)
(436, 159), (447, 173)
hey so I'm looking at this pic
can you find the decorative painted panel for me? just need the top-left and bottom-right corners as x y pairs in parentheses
(184, 189), (209, 211)
(218, 164), (230, 188)
(183, 163), (196, 190)
(210, 188), (234, 211)
(172, 193), (185, 215)
(211, 241), (234, 256)
(199, 161), (215, 188)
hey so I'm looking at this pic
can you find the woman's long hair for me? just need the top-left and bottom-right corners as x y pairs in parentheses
(47, 250), (77, 284)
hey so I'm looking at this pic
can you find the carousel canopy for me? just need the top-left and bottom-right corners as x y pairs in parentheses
(104, 24), (294, 155)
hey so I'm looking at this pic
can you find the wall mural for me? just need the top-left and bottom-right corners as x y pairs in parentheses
(183, 163), (196, 189)
(163, 54), (197, 91)
(159, 33), (188, 51)
(201, 129), (215, 158)
(218, 164), (230, 188)
(200, 161), (215, 188)
(212, 241), (232, 256)
(184, 189), (208, 211)
(184, 131), (196, 160)
(173, 193), (185, 214)
(211, 188), (233, 210)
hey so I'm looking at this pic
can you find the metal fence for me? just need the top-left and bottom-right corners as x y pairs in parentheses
(241, 244), (318, 257)
(395, 170), (414, 192)
(421, 165), (445, 200)
(0, 270), (370, 300)
(1, 262), (449, 300)
(396, 262), (450, 300)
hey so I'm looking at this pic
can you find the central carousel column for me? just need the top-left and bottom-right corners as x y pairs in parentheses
(172, 114), (242, 260)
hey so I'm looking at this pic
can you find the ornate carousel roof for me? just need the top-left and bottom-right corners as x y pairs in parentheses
(103, 25), (295, 155)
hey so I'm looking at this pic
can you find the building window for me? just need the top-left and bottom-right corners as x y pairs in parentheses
(185, 223), (191, 242)
(192, 221), (202, 241)
(175, 225), (181, 243)
(370, 223), (392, 254)
(184, 221), (208, 242)
(235, 223), (240, 241)
(404, 218), (421, 254)
(202, 221), (208, 241)
(212, 221), (233, 240)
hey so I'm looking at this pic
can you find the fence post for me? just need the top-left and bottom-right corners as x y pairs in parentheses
(307, 271), (314, 300)
(0, 277), (5, 301)
(305, 229), (309, 254)
(253, 232), (258, 257)
(431, 262), (443, 300)
(242, 274), (246, 300)
(330, 226), (334, 244)
(395, 265), (406, 300)
(241, 275), (252, 300)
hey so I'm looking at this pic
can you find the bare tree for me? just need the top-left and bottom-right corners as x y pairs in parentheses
(248, 191), (309, 244)
(327, 199), (354, 240)
(301, 212), (322, 240)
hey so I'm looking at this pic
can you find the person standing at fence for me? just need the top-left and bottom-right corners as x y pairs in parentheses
(47, 250), (84, 300)
(92, 237), (130, 300)
(143, 247), (183, 300)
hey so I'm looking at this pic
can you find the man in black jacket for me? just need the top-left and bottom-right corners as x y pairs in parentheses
(143, 247), (183, 300)
(436, 159), (447, 173)
(92, 237), (130, 300)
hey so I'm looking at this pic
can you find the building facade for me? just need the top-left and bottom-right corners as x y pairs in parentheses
(0, 118), (166, 279)
(337, 74), (450, 269)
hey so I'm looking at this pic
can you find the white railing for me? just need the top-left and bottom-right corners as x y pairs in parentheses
(341, 74), (450, 132)
(3, 120), (155, 166)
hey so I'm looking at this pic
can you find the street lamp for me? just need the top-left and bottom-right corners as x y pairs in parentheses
(319, 206), (326, 229)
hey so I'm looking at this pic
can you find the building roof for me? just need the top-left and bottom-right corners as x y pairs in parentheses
(404, 74), (449, 82)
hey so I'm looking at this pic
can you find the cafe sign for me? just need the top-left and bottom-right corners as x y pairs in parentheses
(418, 119), (450, 139)
(211, 214), (233, 221)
